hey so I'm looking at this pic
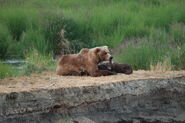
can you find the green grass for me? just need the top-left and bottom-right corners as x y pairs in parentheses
(20, 49), (55, 75)
(0, 62), (15, 79)
(0, 24), (12, 58)
(0, 49), (55, 79)
(115, 43), (167, 70)
(0, 0), (185, 78)
(115, 23), (185, 70)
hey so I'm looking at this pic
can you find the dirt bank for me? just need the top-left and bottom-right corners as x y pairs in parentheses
(0, 71), (184, 93)
(0, 71), (185, 123)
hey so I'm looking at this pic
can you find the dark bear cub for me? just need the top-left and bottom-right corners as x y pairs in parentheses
(98, 61), (133, 75)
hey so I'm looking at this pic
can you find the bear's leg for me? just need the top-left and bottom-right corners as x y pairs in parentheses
(89, 69), (115, 77)
(56, 66), (65, 75)
(56, 64), (82, 76)
(69, 71), (81, 76)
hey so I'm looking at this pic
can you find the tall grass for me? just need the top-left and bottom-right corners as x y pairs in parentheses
(0, 24), (12, 58)
(0, 49), (55, 79)
(0, 62), (15, 79)
(0, 0), (185, 72)
(22, 49), (55, 75)
(115, 23), (185, 70)
(115, 44), (167, 70)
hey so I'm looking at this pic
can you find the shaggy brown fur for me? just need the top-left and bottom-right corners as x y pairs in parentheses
(98, 62), (133, 75)
(56, 46), (115, 77)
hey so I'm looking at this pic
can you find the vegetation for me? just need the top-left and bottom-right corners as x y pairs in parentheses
(0, 0), (185, 78)
(22, 49), (55, 75)
(116, 23), (185, 70)
(0, 62), (15, 79)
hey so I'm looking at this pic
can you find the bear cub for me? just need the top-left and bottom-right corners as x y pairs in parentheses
(98, 61), (133, 75)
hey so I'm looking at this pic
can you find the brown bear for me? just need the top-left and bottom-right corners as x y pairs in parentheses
(98, 62), (133, 75)
(56, 46), (115, 77)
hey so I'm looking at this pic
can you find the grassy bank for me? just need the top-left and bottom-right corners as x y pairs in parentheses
(0, 0), (185, 78)
(0, 62), (15, 79)
(0, 49), (55, 79)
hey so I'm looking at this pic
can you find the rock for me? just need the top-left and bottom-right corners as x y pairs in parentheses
(73, 117), (95, 123)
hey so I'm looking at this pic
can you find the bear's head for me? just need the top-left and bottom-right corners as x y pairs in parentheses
(94, 46), (113, 62)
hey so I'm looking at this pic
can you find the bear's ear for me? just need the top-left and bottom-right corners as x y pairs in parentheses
(103, 46), (108, 49)
(102, 46), (109, 52)
(95, 48), (100, 54)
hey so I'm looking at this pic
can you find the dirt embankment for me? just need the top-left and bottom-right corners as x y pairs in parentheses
(0, 71), (185, 123)
(0, 71), (184, 93)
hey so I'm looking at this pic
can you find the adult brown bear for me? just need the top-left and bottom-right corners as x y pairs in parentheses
(56, 46), (115, 77)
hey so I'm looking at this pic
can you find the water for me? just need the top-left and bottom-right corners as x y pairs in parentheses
(2, 59), (26, 69)
(3, 59), (25, 64)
